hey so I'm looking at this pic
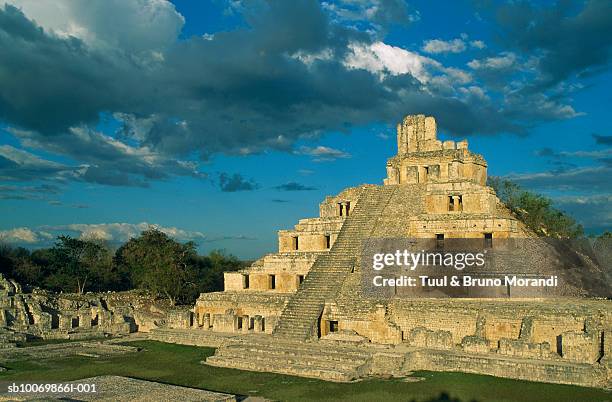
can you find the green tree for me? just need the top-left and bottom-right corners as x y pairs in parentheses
(188, 250), (244, 301)
(45, 236), (115, 293)
(598, 231), (612, 239)
(488, 177), (584, 238)
(115, 229), (197, 305)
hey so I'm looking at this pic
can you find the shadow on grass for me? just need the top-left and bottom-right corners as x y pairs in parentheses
(410, 392), (478, 402)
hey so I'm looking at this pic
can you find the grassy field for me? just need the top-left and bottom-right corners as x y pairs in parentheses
(0, 341), (609, 402)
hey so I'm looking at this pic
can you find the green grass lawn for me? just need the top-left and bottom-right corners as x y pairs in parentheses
(0, 341), (609, 402)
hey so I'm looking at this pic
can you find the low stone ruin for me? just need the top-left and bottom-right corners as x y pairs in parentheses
(0, 273), (175, 348)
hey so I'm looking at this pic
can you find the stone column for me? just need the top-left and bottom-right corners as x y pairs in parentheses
(242, 315), (250, 333)
(59, 314), (72, 331)
(452, 196), (461, 212)
(203, 313), (211, 330)
(253, 315), (263, 333)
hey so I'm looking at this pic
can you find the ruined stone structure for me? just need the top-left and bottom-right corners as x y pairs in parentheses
(186, 115), (612, 388)
(0, 273), (176, 348)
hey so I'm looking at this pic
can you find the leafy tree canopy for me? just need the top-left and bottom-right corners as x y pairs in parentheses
(488, 177), (584, 238)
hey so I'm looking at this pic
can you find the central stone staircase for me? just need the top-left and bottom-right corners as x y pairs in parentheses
(204, 185), (398, 380)
(271, 185), (398, 340)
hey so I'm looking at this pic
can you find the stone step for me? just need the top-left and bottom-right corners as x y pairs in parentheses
(205, 339), (373, 382)
(216, 343), (370, 363)
(211, 351), (367, 373)
(206, 356), (358, 382)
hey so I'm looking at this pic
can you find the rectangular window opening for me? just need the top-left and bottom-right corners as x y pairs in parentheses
(329, 320), (339, 333)
(298, 275), (305, 285)
(436, 233), (445, 249)
(292, 236), (299, 251)
(243, 274), (250, 289)
(269, 274), (276, 290)
(325, 234), (331, 249)
(484, 233), (493, 249)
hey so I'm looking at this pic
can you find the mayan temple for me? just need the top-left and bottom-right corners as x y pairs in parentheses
(167, 114), (611, 388)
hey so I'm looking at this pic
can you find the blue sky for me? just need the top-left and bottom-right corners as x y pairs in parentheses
(0, 0), (610, 258)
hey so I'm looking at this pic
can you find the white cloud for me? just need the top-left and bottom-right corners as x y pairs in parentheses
(0, 222), (258, 247)
(0, 144), (80, 182)
(41, 222), (206, 243)
(422, 38), (466, 54)
(459, 86), (489, 101)
(0, 145), (66, 169)
(0, 227), (52, 243)
(297, 145), (351, 162)
(2, 0), (184, 60)
(344, 41), (435, 82)
(468, 52), (517, 70)
(9, 126), (205, 186)
(470, 40), (486, 49)
(290, 48), (334, 66)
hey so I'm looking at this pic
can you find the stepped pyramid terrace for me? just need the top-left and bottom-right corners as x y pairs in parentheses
(171, 114), (612, 388)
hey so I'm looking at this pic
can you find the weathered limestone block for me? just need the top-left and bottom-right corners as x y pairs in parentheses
(518, 316), (535, 341)
(252, 315), (264, 333)
(58, 314), (72, 331)
(443, 140), (455, 150)
(202, 313), (211, 330)
(241, 315), (249, 333)
(461, 335), (491, 354)
(561, 331), (601, 363)
(321, 329), (369, 344)
(31, 309), (52, 330)
(498, 338), (552, 359)
(98, 310), (112, 329)
(108, 314), (132, 334)
(167, 309), (192, 329)
(603, 330), (612, 368)
(78, 310), (91, 329)
(406, 327), (453, 350)
(212, 312), (237, 333)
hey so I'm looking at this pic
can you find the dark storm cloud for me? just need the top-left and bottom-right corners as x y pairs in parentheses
(0, 184), (60, 201)
(274, 182), (318, 191)
(218, 173), (259, 192)
(0, 2), (519, 157)
(593, 134), (612, 145)
(0, 144), (79, 182)
(496, 0), (612, 91)
(10, 127), (205, 187)
(0, 5), (140, 135)
(0, 0), (603, 189)
(507, 166), (612, 192)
